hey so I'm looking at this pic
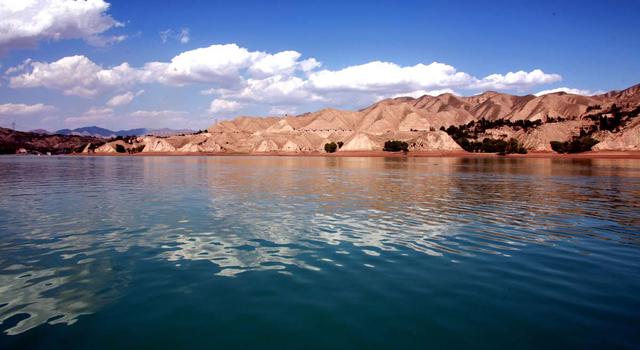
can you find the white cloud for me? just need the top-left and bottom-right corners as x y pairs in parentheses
(5, 44), (321, 95)
(308, 61), (473, 93)
(307, 62), (560, 95)
(534, 87), (595, 96)
(209, 99), (242, 113)
(179, 28), (190, 44)
(229, 75), (320, 105)
(391, 88), (457, 99)
(249, 51), (320, 78)
(269, 106), (298, 116)
(63, 108), (189, 128)
(146, 44), (255, 86)
(0, 103), (54, 116)
(4, 42), (564, 115)
(86, 34), (128, 47)
(63, 106), (114, 125)
(129, 110), (187, 118)
(106, 90), (144, 108)
(8, 55), (138, 97)
(475, 69), (561, 90)
(0, 0), (124, 54)
(160, 28), (190, 44)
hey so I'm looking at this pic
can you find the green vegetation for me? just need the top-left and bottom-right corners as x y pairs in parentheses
(585, 105), (601, 112)
(108, 135), (138, 143)
(546, 116), (567, 123)
(456, 137), (527, 154)
(129, 145), (146, 153)
(383, 140), (409, 152)
(582, 104), (640, 134)
(442, 118), (544, 141)
(550, 137), (599, 153)
(115, 144), (126, 153)
(441, 118), (541, 153)
(0, 144), (17, 154)
(324, 142), (338, 153)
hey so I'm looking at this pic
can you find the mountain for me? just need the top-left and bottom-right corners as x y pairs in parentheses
(53, 126), (194, 138)
(191, 83), (639, 152)
(0, 127), (104, 154)
(55, 126), (122, 138)
(29, 129), (51, 135)
(6, 84), (639, 155)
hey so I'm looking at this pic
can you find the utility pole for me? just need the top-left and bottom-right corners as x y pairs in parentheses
(12, 121), (15, 132)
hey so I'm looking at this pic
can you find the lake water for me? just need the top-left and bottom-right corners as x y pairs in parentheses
(0, 156), (639, 349)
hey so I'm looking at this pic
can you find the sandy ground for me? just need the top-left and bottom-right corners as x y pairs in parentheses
(75, 151), (640, 159)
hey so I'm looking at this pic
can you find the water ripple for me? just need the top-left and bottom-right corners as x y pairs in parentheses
(0, 156), (639, 336)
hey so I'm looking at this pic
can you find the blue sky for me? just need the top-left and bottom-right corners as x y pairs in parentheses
(1, 0), (639, 131)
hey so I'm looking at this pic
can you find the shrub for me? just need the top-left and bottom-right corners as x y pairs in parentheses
(115, 144), (126, 153)
(0, 144), (17, 154)
(383, 140), (409, 152)
(550, 137), (599, 153)
(337, 141), (344, 149)
(457, 137), (527, 154)
(324, 142), (337, 153)
(129, 145), (145, 153)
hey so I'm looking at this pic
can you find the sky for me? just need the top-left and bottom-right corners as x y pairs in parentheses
(0, 0), (639, 131)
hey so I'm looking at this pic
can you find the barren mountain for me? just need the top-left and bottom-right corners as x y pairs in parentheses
(4, 84), (639, 155)
(194, 83), (639, 153)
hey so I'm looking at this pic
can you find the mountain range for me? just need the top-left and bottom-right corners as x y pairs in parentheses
(30, 126), (195, 138)
(4, 83), (640, 154)
(192, 83), (640, 152)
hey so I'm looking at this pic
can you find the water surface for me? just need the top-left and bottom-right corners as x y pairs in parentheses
(0, 156), (639, 349)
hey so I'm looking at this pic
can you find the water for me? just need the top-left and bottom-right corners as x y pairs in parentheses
(0, 156), (639, 349)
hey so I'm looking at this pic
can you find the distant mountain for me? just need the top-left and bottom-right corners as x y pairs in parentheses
(1, 127), (103, 155)
(29, 129), (51, 135)
(53, 126), (194, 138)
(55, 126), (120, 138)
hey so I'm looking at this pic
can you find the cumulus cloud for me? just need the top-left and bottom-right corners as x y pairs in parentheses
(5, 44), (320, 95)
(534, 87), (596, 96)
(249, 51), (320, 78)
(5, 42), (564, 115)
(209, 99), (242, 113)
(63, 106), (114, 125)
(129, 110), (187, 118)
(160, 28), (190, 44)
(269, 106), (298, 116)
(475, 69), (561, 90)
(0, 0), (124, 54)
(308, 63), (560, 95)
(308, 61), (473, 93)
(145, 44), (257, 86)
(8, 55), (138, 97)
(0, 103), (54, 116)
(391, 88), (457, 99)
(106, 90), (144, 108)
(228, 75), (320, 105)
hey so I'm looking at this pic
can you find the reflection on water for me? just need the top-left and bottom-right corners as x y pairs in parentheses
(0, 156), (639, 336)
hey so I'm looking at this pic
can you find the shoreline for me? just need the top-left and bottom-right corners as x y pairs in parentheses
(69, 150), (640, 159)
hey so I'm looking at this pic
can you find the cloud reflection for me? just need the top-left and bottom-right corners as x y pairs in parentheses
(0, 156), (639, 334)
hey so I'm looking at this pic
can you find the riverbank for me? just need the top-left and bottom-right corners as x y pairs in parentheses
(72, 150), (640, 159)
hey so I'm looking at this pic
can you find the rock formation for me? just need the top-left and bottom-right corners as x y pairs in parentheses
(40, 82), (640, 154)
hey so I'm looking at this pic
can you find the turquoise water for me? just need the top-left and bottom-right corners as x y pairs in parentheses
(0, 156), (639, 349)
